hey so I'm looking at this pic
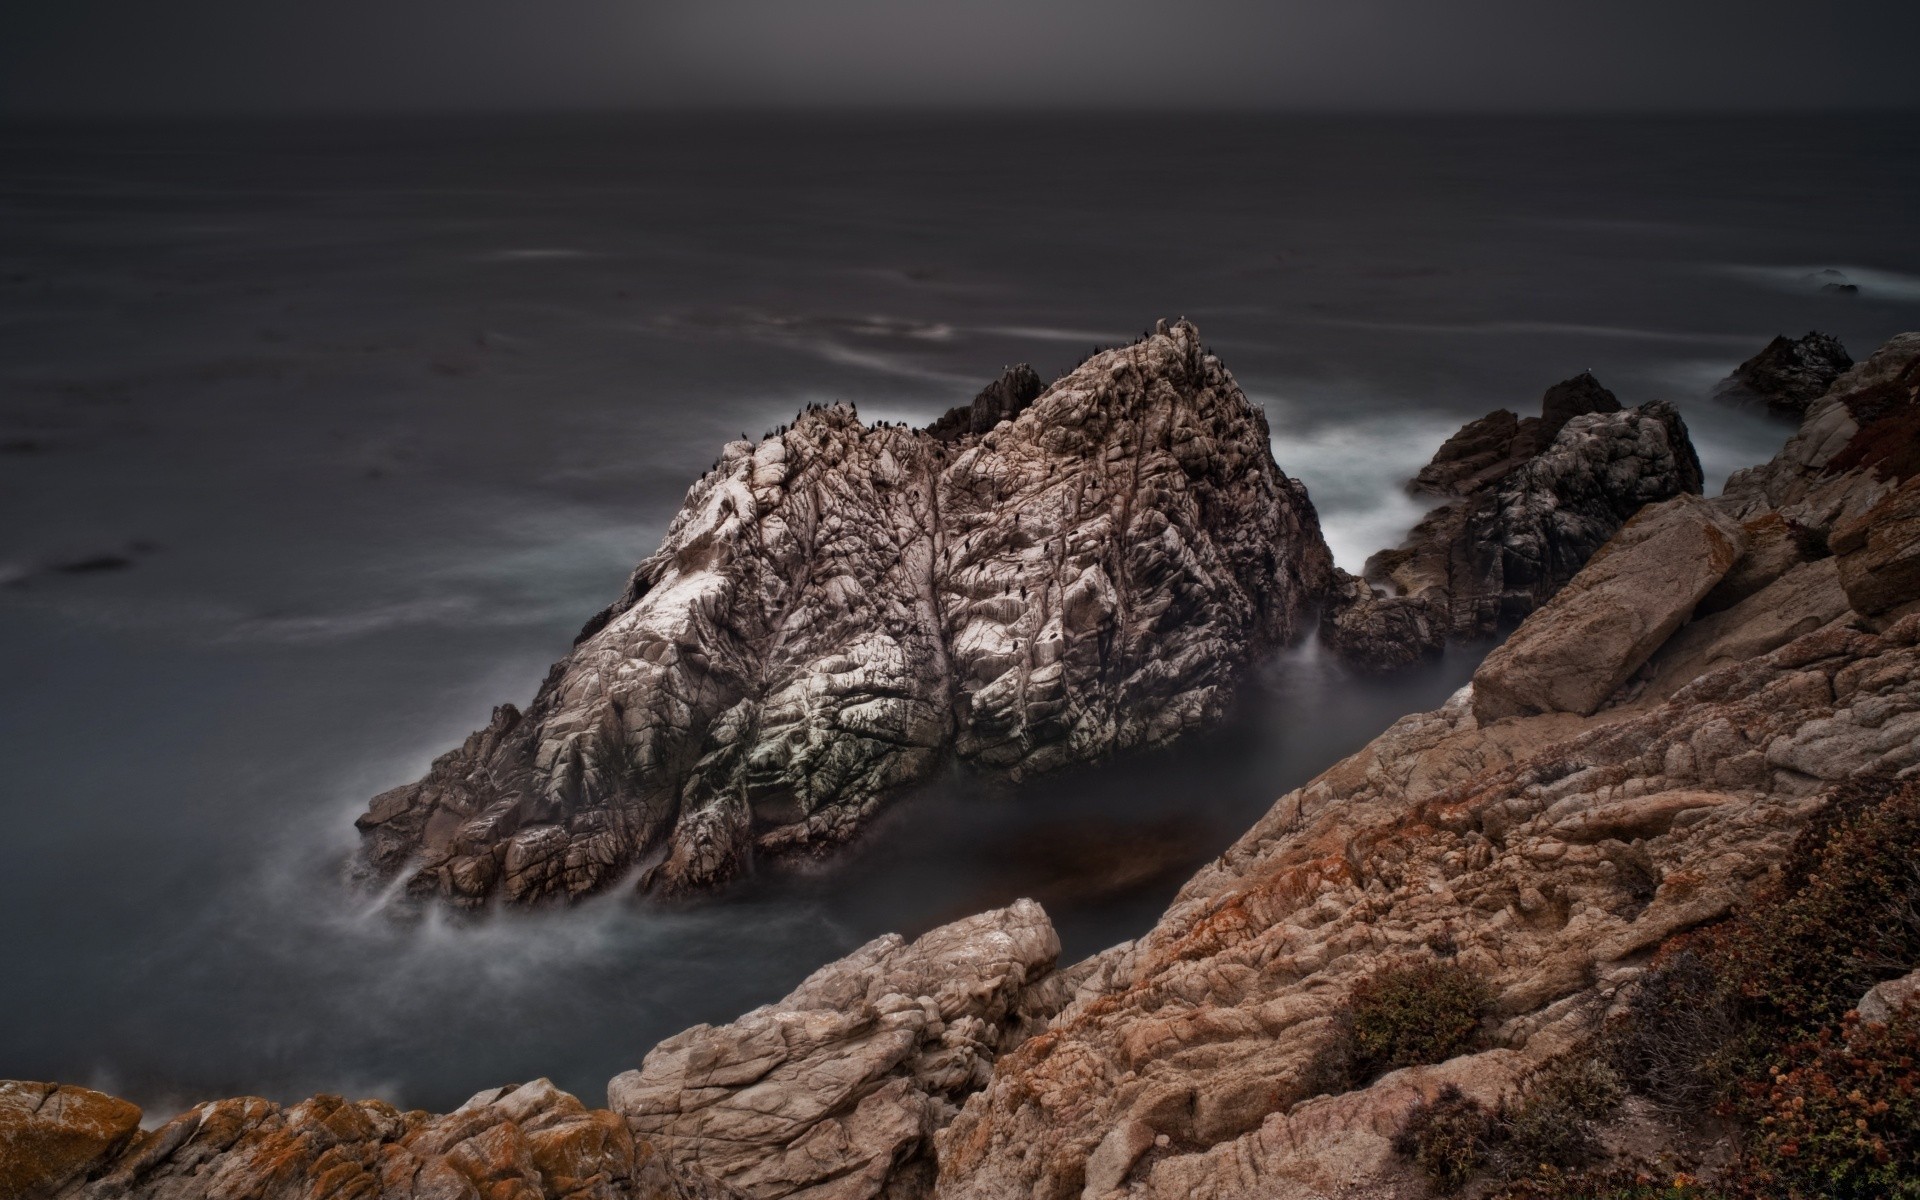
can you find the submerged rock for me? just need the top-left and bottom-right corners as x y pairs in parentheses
(1326, 375), (1702, 671)
(1712, 330), (1853, 421)
(355, 320), (1333, 906)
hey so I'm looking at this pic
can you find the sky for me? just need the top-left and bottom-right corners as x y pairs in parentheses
(3, 0), (1919, 116)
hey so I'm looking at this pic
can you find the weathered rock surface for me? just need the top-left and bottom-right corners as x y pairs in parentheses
(1326, 380), (1701, 670)
(1712, 330), (1853, 420)
(609, 900), (1067, 1200)
(1469, 494), (1747, 721)
(356, 321), (1332, 905)
(4, 903), (1074, 1200)
(936, 613), (1920, 1199)
(1834, 473), (1920, 616)
(0, 1076), (736, 1200)
(0, 1083), (142, 1200)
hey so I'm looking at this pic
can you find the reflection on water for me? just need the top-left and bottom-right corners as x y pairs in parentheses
(2, 112), (1916, 1116)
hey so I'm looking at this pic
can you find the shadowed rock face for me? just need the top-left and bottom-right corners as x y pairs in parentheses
(355, 321), (1333, 906)
(1326, 379), (1702, 672)
(1713, 330), (1853, 421)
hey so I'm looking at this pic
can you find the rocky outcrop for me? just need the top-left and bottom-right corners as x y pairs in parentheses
(0, 1076), (737, 1200)
(928, 333), (1920, 1200)
(1713, 330), (1853, 420)
(356, 321), (1333, 906)
(0, 1084), (142, 1200)
(609, 900), (1068, 1200)
(1326, 377), (1701, 671)
(1834, 474), (1920, 617)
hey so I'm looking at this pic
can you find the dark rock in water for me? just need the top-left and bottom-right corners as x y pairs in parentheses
(1330, 373), (1698, 671)
(926, 363), (1044, 442)
(356, 320), (1334, 906)
(1713, 331), (1853, 421)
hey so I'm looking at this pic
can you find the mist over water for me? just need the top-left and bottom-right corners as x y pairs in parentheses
(3, 113), (1917, 1116)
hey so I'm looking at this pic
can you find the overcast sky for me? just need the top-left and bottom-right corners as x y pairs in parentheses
(4, 0), (1919, 116)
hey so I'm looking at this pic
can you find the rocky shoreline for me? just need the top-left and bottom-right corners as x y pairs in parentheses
(10, 327), (1920, 1200)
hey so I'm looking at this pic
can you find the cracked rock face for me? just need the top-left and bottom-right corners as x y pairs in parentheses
(609, 899), (1069, 1200)
(1713, 330), (1853, 421)
(1325, 381), (1702, 671)
(355, 320), (1332, 906)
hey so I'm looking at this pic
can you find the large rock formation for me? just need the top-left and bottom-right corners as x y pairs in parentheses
(1712, 330), (1853, 420)
(356, 321), (1333, 906)
(1324, 374), (1702, 671)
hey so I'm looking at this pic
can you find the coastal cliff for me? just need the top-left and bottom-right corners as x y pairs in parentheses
(355, 320), (1333, 906)
(13, 331), (1920, 1200)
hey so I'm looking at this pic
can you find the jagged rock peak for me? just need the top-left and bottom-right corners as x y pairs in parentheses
(355, 319), (1333, 907)
(1713, 330), (1854, 421)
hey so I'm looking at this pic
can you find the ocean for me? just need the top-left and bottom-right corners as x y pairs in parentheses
(2, 112), (1916, 1115)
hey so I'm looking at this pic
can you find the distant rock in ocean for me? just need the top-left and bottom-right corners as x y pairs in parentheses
(355, 320), (1334, 906)
(1323, 373), (1702, 671)
(1713, 330), (1853, 420)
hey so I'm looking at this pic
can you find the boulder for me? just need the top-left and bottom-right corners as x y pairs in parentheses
(1471, 494), (1747, 722)
(0, 1082), (141, 1200)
